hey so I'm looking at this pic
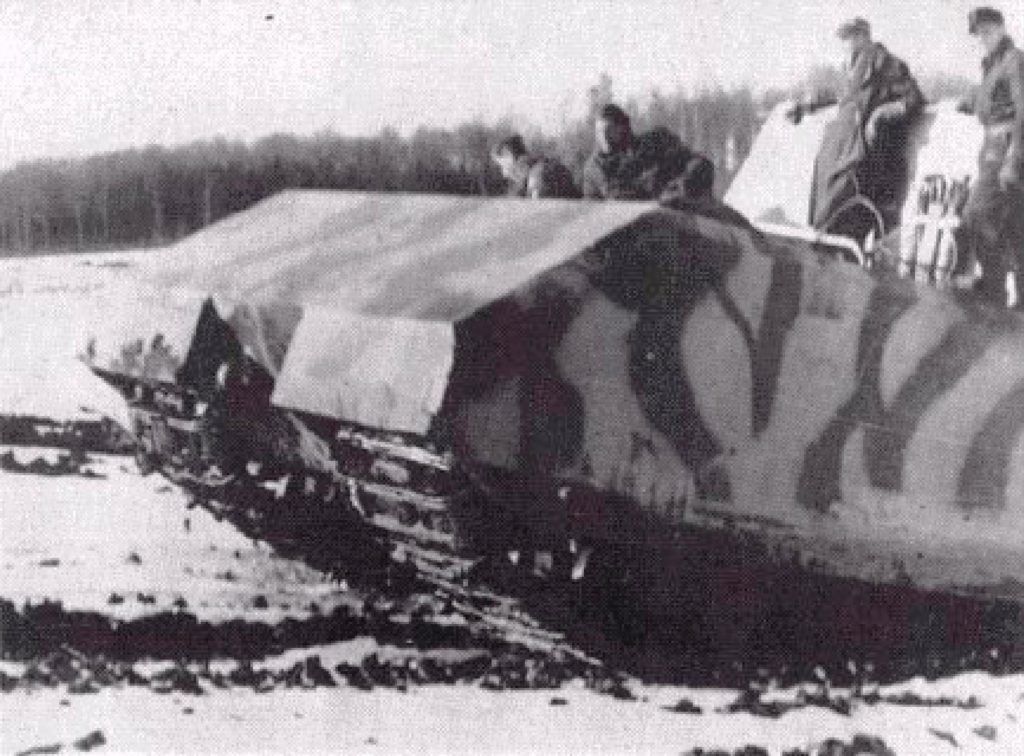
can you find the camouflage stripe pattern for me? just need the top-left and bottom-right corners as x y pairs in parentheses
(84, 191), (1024, 599)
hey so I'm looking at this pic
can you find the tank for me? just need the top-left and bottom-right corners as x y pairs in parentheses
(78, 183), (1024, 606)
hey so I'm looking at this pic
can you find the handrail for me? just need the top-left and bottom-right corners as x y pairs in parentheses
(752, 221), (866, 266)
(822, 195), (887, 244)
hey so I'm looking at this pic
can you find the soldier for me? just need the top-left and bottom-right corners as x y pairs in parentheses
(581, 103), (714, 201)
(490, 135), (580, 199)
(960, 7), (1024, 308)
(793, 18), (924, 238)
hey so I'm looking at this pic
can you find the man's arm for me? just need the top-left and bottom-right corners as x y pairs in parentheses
(583, 156), (646, 200)
(638, 128), (698, 197)
(1000, 51), (1024, 188)
(680, 154), (715, 200)
(864, 53), (924, 142)
(877, 51), (924, 112)
(895, 60), (926, 116)
(786, 91), (840, 124)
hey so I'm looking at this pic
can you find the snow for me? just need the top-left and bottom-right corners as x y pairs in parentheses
(0, 251), (145, 426)
(2, 673), (1024, 755)
(2, 439), (1022, 754)
(0, 448), (355, 622)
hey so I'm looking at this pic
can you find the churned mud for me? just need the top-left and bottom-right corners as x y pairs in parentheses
(4, 444), (1024, 753)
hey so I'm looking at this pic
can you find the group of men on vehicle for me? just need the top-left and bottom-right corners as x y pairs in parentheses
(492, 6), (1024, 309)
(490, 103), (716, 205)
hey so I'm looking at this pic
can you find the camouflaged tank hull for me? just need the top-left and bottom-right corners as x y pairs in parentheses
(84, 190), (1024, 602)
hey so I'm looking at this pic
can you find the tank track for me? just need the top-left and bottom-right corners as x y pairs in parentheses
(119, 383), (465, 556)
(89, 367), (1024, 687)
(97, 371), (602, 659)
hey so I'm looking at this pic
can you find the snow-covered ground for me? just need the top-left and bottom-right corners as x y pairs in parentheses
(3, 251), (1024, 755)
(3, 452), (1021, 754)
(0, 251), (145, 425)
(4, 673), (1023, 756)
(0, 447), (356, 622)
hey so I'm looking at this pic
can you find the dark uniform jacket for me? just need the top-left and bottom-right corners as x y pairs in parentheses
(966, 35), (1024, 182)
(963, 36), (1024, 283)
(582, 127), (709, 200)
(505, 155), (580, 199)
(808, 42), (924, 231)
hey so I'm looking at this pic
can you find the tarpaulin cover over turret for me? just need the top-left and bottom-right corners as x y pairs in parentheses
(84, 189), (1024, 599)
(86, 192), (651, 432)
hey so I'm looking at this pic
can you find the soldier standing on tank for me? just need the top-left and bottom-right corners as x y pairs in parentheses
(793, 18), (924, 238)
(581, 103), (714, 201)
(960, 7), (1024, 308)
(490, 135), (580, 199)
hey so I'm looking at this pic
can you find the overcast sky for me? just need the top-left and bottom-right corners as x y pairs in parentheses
(0, 0), (1016, 169)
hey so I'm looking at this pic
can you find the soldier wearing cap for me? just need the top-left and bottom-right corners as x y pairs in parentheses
(796, 18), (924, 238)
(960, 7), (1024, 308)
(491, 135), (580, 199)
(581, 104), (714, 201)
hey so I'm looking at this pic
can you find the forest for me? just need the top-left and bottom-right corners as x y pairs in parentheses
(0, 72), (972, 254)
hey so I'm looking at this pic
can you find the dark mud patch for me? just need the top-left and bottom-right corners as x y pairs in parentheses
(0, 596), (611, 696)
(683, 734), (897, 755)
(1, 644), (618, 699)
(714, 682), (982, 721)
(1, 450), (106, 479)
(866, 690), (982, 709)
(0, 596), (580, 665)
(786, 735), (896, 756)
(2, 598), (362, 662)
(0, 598), (621, 699)
(0, 415), (134, 455)
(16, 743), (63, 756)
(13, 730), (105, 756)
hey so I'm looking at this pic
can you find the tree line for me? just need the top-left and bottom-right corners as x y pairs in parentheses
(0, 73), (970, 254)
